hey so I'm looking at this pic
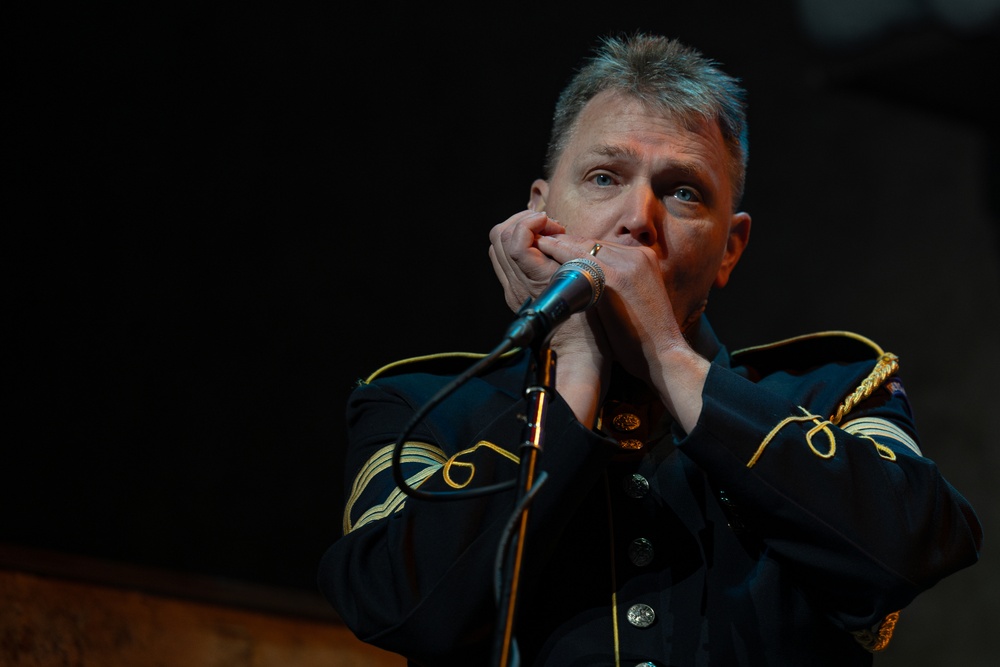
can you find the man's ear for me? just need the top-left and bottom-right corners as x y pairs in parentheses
(528, 179), (549, 212)
(714, 211), (751, 289)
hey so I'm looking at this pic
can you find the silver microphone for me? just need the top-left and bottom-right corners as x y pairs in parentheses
(503, 257), (606, 346)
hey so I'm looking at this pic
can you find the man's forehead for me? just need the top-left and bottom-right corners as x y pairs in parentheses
(572, 91), (720, 143)
(567, 94), (726, 164)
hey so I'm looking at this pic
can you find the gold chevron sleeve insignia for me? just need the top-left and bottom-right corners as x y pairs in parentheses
(840, 416), (922, 457)
(343, 441), (447, 534)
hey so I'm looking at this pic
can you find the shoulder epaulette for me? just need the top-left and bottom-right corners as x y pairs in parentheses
(357, 349), (522, 387)
(733, 330), (900, 426)
(731, 330), (885, 378)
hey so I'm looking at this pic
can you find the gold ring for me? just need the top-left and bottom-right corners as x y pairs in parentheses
(589, 242), (602, 257)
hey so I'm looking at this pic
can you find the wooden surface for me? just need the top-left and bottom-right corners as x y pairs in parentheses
(0, 568), (406, 667)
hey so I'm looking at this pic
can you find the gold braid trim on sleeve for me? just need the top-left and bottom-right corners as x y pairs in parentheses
(829, 352), (899, 426)
(851, 610), (900, 652)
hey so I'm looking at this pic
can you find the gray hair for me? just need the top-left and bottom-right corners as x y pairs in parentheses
(544, 33), (749, 208)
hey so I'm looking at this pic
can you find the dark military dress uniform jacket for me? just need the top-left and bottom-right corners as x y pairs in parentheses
(318, 319), (981, 666)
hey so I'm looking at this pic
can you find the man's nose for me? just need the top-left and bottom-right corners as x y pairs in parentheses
(619, 184), (661, 244)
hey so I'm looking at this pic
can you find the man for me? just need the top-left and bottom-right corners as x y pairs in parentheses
(319, 33), (981, 666)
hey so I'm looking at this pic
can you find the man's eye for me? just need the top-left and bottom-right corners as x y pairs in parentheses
(672, 187), (698, 202)
(593, 173), (614, 187)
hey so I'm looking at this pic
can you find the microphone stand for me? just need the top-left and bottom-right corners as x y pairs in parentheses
(492, 336), (557, 667)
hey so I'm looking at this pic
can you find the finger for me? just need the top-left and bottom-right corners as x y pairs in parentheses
(536, 235), (617, 264)
(489, 210), (568, 312)
(494, 211), (563, 281)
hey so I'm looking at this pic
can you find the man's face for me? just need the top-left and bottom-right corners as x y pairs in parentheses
(531, 90), (750, 329)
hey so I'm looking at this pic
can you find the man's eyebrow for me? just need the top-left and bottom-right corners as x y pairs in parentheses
(592, 144), (702, 177)
(593, 144), (640, 161)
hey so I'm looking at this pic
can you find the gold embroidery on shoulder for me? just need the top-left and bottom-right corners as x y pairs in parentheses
(829, 352), (909, 463)
(747, 352), (906, 468)
(841, 416), (922, 459)
(350, 468), (439, 532)
(343, 441), (446, 534)
(746, 408), (836, 468)
(855, 435), (897, 461)
(830, 352), (899, 426)
(442, 441), (520, 489)
(342, 440), (522, 531)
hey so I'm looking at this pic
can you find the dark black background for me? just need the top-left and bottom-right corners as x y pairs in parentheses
(7, 2), (1000, 663)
